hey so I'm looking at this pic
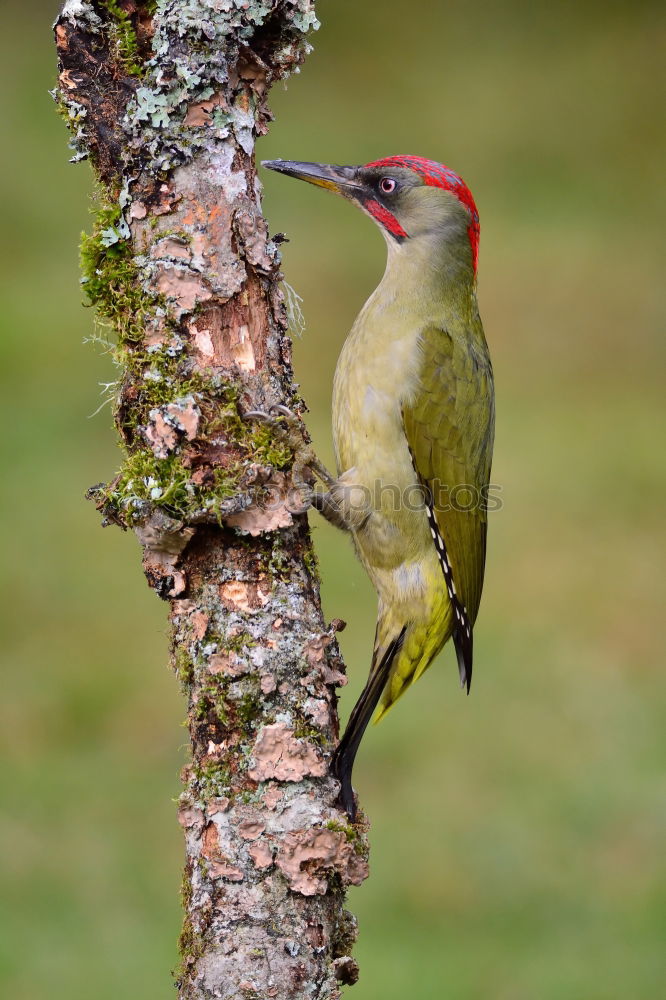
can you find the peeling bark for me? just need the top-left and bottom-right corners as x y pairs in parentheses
(54, 2), (367, 996)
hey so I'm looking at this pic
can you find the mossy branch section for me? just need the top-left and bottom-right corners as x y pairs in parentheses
(79, 198), (151, 345)
(54, 2), (367, 998)
(100, 0), (156, 77)
(80, 191), (293, 529)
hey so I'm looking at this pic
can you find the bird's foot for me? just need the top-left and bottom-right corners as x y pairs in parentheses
(244, 404), (337, 492)
(245, 406), (352, 530)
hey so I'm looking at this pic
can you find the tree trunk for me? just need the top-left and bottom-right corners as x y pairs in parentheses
(54, 2), (367, 996)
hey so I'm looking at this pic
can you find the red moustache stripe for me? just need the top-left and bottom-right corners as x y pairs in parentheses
(365, 198), (408, 239)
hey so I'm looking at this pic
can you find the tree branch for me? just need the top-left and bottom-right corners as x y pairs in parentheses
(54, 2), (367, 995)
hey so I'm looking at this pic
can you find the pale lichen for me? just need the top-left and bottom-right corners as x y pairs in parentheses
(248, 722), (327, 782)
(117, 0), (320, 175)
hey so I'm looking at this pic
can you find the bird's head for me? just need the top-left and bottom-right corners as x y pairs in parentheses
(262, 154), (480, 274)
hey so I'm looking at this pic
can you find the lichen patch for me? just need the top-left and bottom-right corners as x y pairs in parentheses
(190, 610), (210, 640)
(208, 859), (244, 882)
(193, 326), (215, 359)
(302, 697), (330, 729)
(178, 805), (204, 829)
(261, 783), (282, 811)
(276, 828), (369, 896)
(238, 820), (265, 841)
(208, 650), (247, 677)
(219, 579), (269, 612)
(150, 237), (192, 261)
(248, 722), (326, 782)
(208, 144), (247, 200)
(155, 264), (213, 314)
(260, 673), (276, 695)
(249, 840), (273, 869)
(142, 397), (202, 458)
(225, 501), (293, 536)
(302, 633), (348, 688)
(134, 511), (195, 597)
(206, 797), (230, 816)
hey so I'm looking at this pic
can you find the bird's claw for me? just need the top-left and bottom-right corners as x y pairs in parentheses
(272, 404), (296, 419)
(243, 404), (337, 492)
(244, 403), (299, 423)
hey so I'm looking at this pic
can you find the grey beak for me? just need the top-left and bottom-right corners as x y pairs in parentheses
(261, 159), (361, 196)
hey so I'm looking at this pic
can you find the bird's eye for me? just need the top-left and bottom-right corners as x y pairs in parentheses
(379, 177), (396, 194)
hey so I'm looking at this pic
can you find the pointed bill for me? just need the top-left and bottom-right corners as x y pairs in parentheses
(261, 160), (361, 196)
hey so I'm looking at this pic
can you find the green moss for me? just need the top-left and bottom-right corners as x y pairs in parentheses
(174, 647), (194, 689)
(80, 197), (157, 346)
(82, 201), (295, 533)
(225, 631), (256, 654)
(174, 917), (204, 986)
(179, 864), (193, 909)
(237, 689), (262, 726)
(194, 674), (230, 726)
(153, 227), (193, 246)
(303, 543), (321, 583)
(117, 351), (230, 438)
(248, 421), (292, 469)
(331, 908), (359, 960)
(325, 819), (366, 854)
(293, 718), (325, 747)
(267, 536), (290, 582)
(96, 449), (239, 526)
(193, 761), (233, 800)
(206, 400), (292, 472)
(52, 88), (70, 124)
(101, 0), (145, 77)
(204, 631), (256, 657)
(97, 374), (298, 526)
(80, 193), (191, 359)
(173, 862), (204, 987)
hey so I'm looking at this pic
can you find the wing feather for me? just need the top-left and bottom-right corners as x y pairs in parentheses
(403, 324), (494, 629)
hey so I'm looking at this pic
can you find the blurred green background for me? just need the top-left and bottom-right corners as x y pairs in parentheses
(1, 1), (665, 997)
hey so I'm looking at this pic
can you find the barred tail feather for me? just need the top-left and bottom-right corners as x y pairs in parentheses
(451, 597), (473, 693)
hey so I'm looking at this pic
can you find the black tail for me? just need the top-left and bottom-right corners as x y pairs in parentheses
(331, 626), (407, 822)
(452, 601), (473, 694)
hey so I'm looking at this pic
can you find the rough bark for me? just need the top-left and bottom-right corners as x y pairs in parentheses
(54, 2), (368, 996)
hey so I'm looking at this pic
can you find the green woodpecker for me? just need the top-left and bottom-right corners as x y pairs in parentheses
(263, 155), (494, 819)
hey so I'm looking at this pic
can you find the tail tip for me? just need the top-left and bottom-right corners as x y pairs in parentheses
(453, 616), (473, 696)
(339, 782), (357, 823)
(331, 752), (358, 822)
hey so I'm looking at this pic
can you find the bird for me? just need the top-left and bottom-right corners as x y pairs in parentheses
(262, 155), (495, 820)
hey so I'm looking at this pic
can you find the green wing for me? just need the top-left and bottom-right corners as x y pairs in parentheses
(403, 324), (494, 628)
